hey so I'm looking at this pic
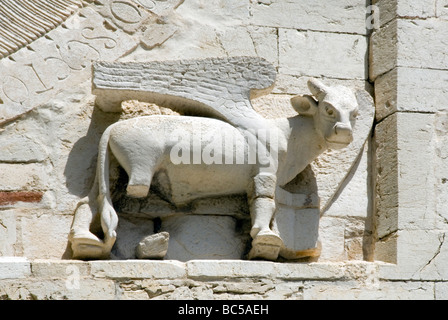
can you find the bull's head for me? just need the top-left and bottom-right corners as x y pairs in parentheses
(291, 79), (359, 150)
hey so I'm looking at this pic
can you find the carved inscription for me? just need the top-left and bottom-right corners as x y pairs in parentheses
(0, 0), (183, 126)
(0, 6), (138, 126)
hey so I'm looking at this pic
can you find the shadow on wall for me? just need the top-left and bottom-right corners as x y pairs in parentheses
(64, 106), (121, 198)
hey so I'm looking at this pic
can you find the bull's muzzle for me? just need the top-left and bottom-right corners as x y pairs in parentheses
(326, 123), (353, 149)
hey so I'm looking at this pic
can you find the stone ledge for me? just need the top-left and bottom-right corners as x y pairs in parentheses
(0, 258), (394, 281)
(0, 257), (31, 279)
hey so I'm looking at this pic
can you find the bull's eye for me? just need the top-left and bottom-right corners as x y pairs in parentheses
(326, 106), (334, 117)
(351, 111), (359, 119)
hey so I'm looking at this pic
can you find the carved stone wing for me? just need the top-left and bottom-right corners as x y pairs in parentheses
(92, 56), (277, 131)
(0, 0), (82, 59)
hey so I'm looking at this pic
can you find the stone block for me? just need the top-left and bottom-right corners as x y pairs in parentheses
(437, 0), (448, 19)
(374, 113), (446, 237)
(374, 233), (398, 264)
(374, 112), (448, 264)
(397, 19), (448, 71)
(0, 257), (31, 279)
(435, 282), (448, 300)
(218, 27), (257, 57)
(20, 214), (73, 259)
(318, 216), (347, 261)
(0, 163), (49, 192)
(162, 215), (248, 261)
(187, 260), (276, 280)
(0, 278), (116, 300)
(0, 211), (16, 256)
(250, 0), (369, 35)
(90, 260), (186, 279)
(378, 230), (448, 281)
(374, 114), (398, 240)
(369, 19), (397, 80)
(371, 18), (448, 81)
(276, 207), (320, 260)
(31, 259), (91, 278)
(373, 0), (437, 26)
(279, 29), (368, 80)
(275, 262), (345, 281)
(272, 74), (371, 96)
(0, 131), (47, 163)
(303, 279), (434, 300)
(175, 0), (249, 26)
(323, 144), (371, 219)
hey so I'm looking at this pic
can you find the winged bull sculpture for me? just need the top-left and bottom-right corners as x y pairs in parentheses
(68, 56), (374, 261)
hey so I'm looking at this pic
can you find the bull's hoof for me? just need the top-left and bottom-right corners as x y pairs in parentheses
(248, 230), (283, 261)
(69, 229), (112, 260)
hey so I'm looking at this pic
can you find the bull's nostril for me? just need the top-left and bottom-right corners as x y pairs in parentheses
(335, 125), (352, 136)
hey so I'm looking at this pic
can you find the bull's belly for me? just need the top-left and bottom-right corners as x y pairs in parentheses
(153, 160), (254, 205)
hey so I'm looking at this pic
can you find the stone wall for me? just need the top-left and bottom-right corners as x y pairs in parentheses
(0, 0), (447, 300)
(1, 258), (444, 300)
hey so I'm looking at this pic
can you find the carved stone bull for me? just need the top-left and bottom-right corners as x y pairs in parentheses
(69, 78), (360, 260)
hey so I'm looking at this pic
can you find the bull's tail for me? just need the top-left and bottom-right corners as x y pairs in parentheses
(96, 125), (118, 242)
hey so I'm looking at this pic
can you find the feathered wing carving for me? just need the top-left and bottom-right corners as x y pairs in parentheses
(0, 0), (82, 59)
(93, 56), (277, 131)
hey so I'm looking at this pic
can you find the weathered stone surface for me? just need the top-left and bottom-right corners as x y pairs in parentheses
(112, 217), (155, 260)
(0, 4), (138, 126)
(90, 260), (187, 279)
(369, 19), (397, 80)
(250, 0), (370, 35)
(373, 0), (437, 26)
(0, 278), (116, 300)
(323, 144), (371, 219)
(20, 214), (73, 259)
(136, 231), (170, 259)
(371, 18), (448, 80)
(4, 0), (446, 301)
(378, 230), (448, 281)
(374, 112), (448, 265)
(279, 29), (368, 80)
(0, 211), (16, 256)
(318, 217), (347, 261)
(186, 260), (276, 280)
(303, 279), (434, 300)
(31, 259), (90, 278)
(435, 282), (448, 300)
(375, 67), (448, 121)
(0, 257), (31, 279)
(0, 163), (48, 192)
(375, 113), (443, 238)
(162, 216), (248, 261)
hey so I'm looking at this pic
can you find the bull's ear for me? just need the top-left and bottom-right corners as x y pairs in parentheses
(308, 78), (329, 101)
(291, 95), (318, 116)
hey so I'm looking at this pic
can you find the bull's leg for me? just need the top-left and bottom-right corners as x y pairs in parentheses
(109, 139), (161, 199)
(247, 173), (283, 261)
(126, 169), (154, 198)
(69, 179), (113, 259)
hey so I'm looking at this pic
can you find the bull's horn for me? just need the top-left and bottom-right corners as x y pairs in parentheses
(308, 79), (329, 101)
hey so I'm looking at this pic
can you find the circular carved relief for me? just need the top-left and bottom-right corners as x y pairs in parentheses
(110, 1), (142, 24)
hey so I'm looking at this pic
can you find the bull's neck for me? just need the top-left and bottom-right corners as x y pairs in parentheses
(273, 115), (327, 187)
